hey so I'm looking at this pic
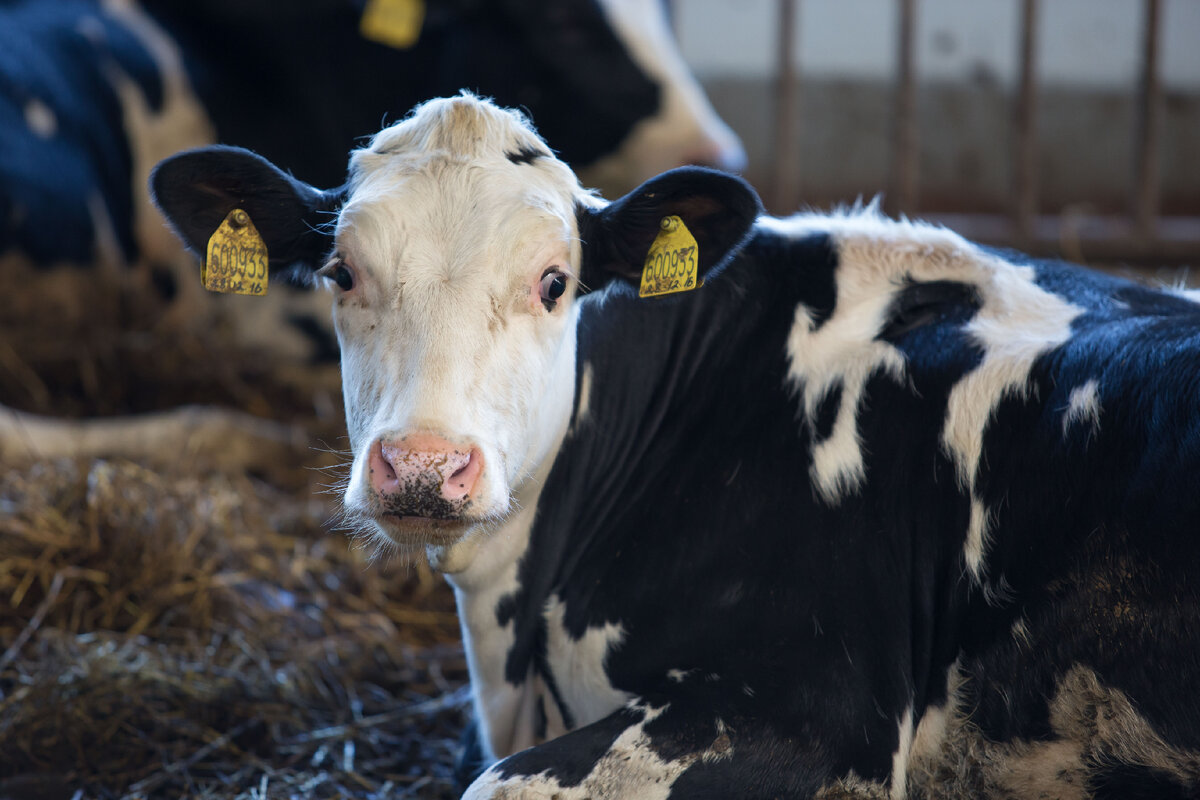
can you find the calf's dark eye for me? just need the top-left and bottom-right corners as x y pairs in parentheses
(539, 270), (568, 309)
(333, 264), (355, 291)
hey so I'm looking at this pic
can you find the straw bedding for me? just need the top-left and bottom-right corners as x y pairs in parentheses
(1, 268), (468, 798)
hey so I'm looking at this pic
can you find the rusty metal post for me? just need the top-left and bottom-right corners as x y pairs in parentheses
(1014, 0), (1039, 243)
(1133, 0), (1162, 239)
(770, 0), (801, 213)
(890, 0), (918, 215)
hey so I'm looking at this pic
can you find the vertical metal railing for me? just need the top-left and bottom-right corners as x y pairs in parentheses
(889, 0), (918, 216)
(1133, 0), (1162, 240)
(771, 0), (801, 213)
(1013, 0), (1039, 244)
(760, 0), (1189, 262)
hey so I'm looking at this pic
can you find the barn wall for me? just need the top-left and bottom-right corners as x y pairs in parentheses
(674, 0), (1200, 235)
(699, 77), (1200, 216)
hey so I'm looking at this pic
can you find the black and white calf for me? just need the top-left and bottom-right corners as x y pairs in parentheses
(152, 95), (1200, 799)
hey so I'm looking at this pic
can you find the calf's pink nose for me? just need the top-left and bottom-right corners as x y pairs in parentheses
(369, 433), (483, 503)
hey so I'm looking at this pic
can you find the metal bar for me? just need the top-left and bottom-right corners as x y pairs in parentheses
(925, 212), (1200, 266)
(770, 0), (801, 213)
(1133, 0), (1162, 239)
(890, 0), (918, 215)
(1014, 0), (1039, 243)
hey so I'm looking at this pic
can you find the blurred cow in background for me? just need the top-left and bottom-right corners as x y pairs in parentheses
(1, 0), (742, 278)
(0, 0), (743, 466)
(145, 0), (745, 196)
(0, 0), (211, 275)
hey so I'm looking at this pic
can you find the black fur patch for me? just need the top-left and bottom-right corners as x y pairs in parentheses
(493, 706), (647, 787)
(811, 380), (842, 442)
(878, 279), (981, 342)
(506, 145), (544, 166)
(1089, 763), (1195, 800)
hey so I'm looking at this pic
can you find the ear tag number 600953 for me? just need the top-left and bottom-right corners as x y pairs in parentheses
(203, 208), (269, 297)
(639, 215), (699, 298)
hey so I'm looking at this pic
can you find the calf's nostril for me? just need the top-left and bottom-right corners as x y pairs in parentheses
(378, 457), (397, 482)
(369, 440), (402, 497)
(441, 447), (483, 501)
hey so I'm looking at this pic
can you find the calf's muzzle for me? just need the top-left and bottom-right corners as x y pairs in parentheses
(368, 433), (483, 519)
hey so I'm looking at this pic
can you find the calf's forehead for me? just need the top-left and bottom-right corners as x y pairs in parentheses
(330, 95), (589, 286)
(336, 164), (579, 285)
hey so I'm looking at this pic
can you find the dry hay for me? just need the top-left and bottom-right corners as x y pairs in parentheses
(0, 454), (469, 799)
(0, 258), (340, 424)
(0, 265), (470, 798)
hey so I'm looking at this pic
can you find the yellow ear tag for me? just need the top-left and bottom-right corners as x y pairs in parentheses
(203, 208), (269, 297)
(639, 215), (700, 298)
(360, 0), (425, 49)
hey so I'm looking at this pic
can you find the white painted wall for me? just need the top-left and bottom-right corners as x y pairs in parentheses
(677, 0), (1200, 89)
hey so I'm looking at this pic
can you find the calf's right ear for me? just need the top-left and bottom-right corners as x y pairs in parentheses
(150, 145), (345, 276)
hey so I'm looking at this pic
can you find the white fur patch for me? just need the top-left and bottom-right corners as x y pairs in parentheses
(891, 706), (915, 800)
(24, 98), (56, 138)
(464, 701), (733, 800)
(441, 432), (579, 761)
(775, 211), (955, 505)
(445, 502), (537, 760)
(909, 664), (1200, 799)
(963, 499), (991, 588)
(1172, 287), (1200, 304)
(906, 661), (961, 788)
(543, 595), (632, 730)
(770, 209), (1083, 581)
(941, 261), (1080, 486)
(942, 263), (1081, 581)
(1062, 378), (1101, 440)
(911, 701), (952, 767)
(782, 253), (908, 506)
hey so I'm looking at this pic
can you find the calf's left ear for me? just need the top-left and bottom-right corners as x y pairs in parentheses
(150, 145), (346, 276)
(577, 166), (762, 293)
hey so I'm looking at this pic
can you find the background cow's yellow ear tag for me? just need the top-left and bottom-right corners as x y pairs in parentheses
(639, 215), (700, 298)
(360, 0), (425, 49)
(203, 209), (269, 297)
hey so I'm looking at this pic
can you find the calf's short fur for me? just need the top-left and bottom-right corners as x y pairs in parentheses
(153, 95), (1200, 799)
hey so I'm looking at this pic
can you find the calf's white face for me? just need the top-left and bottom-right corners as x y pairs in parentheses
(150, 94), (760, 568)
(324, 99), (589, 556)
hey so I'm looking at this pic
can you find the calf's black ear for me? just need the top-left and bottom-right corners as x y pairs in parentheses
(150, 145), (345, 276)
(577, 166), (761, 293)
